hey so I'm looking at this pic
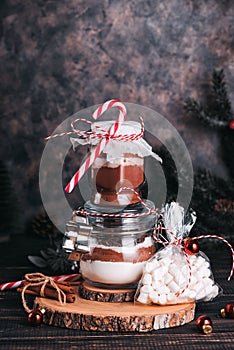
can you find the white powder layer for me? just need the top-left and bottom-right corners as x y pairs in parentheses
(89, 235), (154, 253)
(80, 260), (146, 284)
(80, 236), (154, 284)
(92, 156), (144, 168)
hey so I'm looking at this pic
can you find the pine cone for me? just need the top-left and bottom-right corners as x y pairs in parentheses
(31, 209), (60, 240)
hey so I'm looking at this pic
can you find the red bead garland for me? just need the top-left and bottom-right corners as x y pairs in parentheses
(229, 120), (234, 130)
(220, 303), (234, 318)
(27, 309), (44, 326)
(196, 315), (213, 334)
(183, 238), (200, 255)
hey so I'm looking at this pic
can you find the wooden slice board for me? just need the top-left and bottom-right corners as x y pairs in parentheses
(35, 293), (196, 332)
(79, 281), (135, 302)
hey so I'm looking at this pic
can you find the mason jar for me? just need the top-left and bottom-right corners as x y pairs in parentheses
(90, 121), (148, 206)
(78, 200), (157, 289)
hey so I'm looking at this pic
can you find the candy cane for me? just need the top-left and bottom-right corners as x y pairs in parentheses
(0, 273), (81, 291)
(65, 99), (127, 193)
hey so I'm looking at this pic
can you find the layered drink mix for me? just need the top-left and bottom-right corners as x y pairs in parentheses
(80, 235), (156, 287)
(66, 117), (162, 289)
(91, 153), (146, 205)
(78, 200), (157, 289)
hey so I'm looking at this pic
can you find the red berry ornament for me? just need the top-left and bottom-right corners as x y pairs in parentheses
(220, 303), (234, 318)
(196, 315), (213, 334)
(183, 238), (200, 255)
(27, 310), (43, 326)
(229, 120), (234, 130)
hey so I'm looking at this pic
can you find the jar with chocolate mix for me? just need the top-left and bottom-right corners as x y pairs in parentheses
(90, 121), (151, 206)
(65, 200), (157, 289)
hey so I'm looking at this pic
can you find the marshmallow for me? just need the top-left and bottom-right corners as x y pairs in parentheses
(136, 245), (220, 305)
(144, 261), (156, 273)
(167, 293), (178, 303)
(158, 294), (167, 305)
(137, 292), (150, 304)
(202, 277), (213, 288)
(174, 272), (186, 286)
(200, 267), (211, 278)
(193, 281), (205, 295)
(192, 255), (205, 268)
(152, 280), (163, 290)
(188, 255), (197, 264)
(182, 289), (196, 300)
(152, 269), (164, 282)
(202, 285), (219, 301)
(190, 274), (198, 285)
(142, 273), (153, 285)
(181, 264), (190, 276)
(141, 285), (154, 294)
(196, 288), (207, 300)
(161, 258), (172, 267)
(169, 264), (181, 278)
(157, 285), (170, 295)
(164, 273), (173, 284)
(149, 291), (159, 303)
(168, 280), (180, 293)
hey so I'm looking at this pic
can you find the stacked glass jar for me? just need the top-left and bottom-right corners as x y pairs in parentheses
(63, 120), (160, 289)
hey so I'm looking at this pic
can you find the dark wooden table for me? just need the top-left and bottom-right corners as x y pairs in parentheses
(0, 236), (234, 350)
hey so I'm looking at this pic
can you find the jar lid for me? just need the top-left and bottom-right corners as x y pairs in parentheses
(92, 120), (142, 136)
(70, 120), (162, 164)
(83, 200), (156, 233)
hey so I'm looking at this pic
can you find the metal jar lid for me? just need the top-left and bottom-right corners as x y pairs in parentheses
(82, 200), (156, 233)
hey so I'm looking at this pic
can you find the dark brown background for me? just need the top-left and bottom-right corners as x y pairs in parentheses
(0, 0), (234, 230)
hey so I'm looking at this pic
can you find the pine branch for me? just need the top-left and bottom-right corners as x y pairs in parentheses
(212, 69), (232, 120)
(184, 98), (226, 128)
(184, 69), (233, 128)
(184, 98), (215, 126)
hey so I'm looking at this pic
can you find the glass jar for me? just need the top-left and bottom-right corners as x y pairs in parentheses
(78, 200), (157, 289)
(90, 121), (148, 206)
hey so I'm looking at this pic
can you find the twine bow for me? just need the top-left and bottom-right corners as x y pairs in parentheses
(45, 99), (145, 193)
(21, 273), (67, 313)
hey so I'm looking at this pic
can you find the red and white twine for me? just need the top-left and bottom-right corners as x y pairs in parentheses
(74, 187), (158, 218)
(190, 234), (234, 281)
(45, 99), (144, 193)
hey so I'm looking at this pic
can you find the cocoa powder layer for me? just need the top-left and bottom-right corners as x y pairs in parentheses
(91, 190), (141, 205)
(81, 245), (156, 263)
(94, 164), (144, 190)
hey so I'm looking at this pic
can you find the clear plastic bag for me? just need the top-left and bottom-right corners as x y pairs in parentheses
(135, 202), (221, 305)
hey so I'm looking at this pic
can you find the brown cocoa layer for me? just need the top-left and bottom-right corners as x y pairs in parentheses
(91, 189), (141, 205)
(81, 245), (156, 263)
(94, 164), (144, 190)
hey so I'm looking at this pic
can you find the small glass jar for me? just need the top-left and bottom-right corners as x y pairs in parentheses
(79, 200), (156, 289)
(90, 121), (148, 206)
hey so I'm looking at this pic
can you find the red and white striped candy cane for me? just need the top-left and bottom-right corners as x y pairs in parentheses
(65, 99), (127, 193)
(0, 273), (81, 291)
(0, 280), (23, 291)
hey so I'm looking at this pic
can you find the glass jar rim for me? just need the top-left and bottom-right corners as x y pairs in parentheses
(83, 200), (157, 233)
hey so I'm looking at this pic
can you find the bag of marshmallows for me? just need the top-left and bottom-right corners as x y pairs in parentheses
(135, 202), (221, 305)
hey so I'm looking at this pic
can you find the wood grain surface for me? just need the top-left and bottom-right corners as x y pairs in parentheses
(34, 293), (195, 332)
(78, 281), (135, 302)
(0, 247), (234, 349)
